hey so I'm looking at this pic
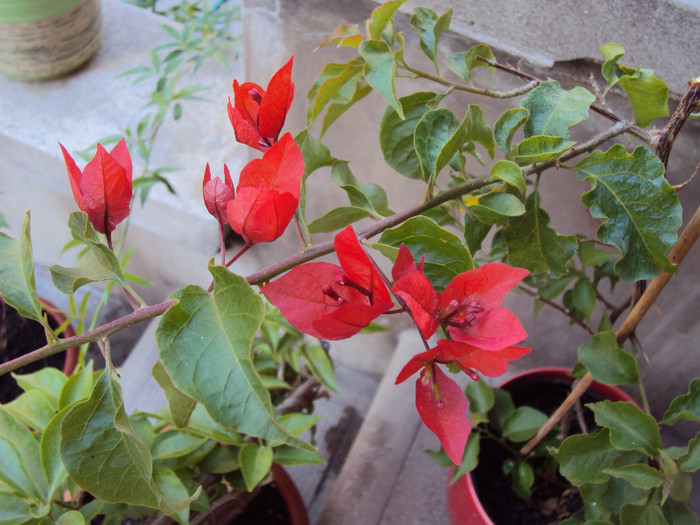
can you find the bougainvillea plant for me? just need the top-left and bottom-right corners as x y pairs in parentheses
(0, 1), (699, 523)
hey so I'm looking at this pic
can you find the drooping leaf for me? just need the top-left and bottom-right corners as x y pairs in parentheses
(520, 80), (595, 138)
(41, 406), (71, 500)
(366, 0), (409, 40)
(490, 160), (526, 194)
(302, 345), (339, 393)
(575, 145), (681, 281)
(238, 444), (273, 492)
(157, 265), (310, 449)
(295, 129), (339, 180)
(589, 401), (662, 457)
(446, 44), (496, 85)
(662, 378), (700, 425)
(0, 212), (43, 323)
(151, 360), (196, 429)
(600, 42), (669, 127)
(359, 39), (403, 118)
(577, 330), (639, 385)
(410, 7), (452, 68)
(514, 135), (574, 165)
(374, 216), (474, 290)
(50, 212), (130, 294)
(60, 369), (197, 513)
(502, 193), (578, 276)
(330, 162), (392, 217)
(380, 92), (441, 179)
(463, 214), (491, 255)
(494, 108), (528, 156)
(557, 429), (625, 485)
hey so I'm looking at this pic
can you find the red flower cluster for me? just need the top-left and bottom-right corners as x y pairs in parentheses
(59, 138), (132, 236)
(264, 233), (530, 465)
(205, 58), (302, 247)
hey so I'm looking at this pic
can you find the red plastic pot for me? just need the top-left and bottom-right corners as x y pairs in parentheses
(446, 367), (634, 525)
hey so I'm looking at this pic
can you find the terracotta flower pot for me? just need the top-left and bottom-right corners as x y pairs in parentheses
(446, 367), (634, 525)
(0, 0), (102, 81)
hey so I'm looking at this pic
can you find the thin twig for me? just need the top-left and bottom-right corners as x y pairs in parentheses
(518, 285), (595, 336)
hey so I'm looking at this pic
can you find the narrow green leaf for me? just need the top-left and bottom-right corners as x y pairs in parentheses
(151, 430), (208, 461)
(494, 108), (528, 156)
(490, 160), (526, 194)
(41, 406), (71, 500)
(375, 216), (473, 290)
(575, 145), (682, 281)
(502, 406), (548, 442)
(308, 207), (373, 233)
(157, 266), (310, 449)
(446, 44), (495, 85)
(0, 212), (43, 323)
(273, 446), (326, 467)
(239, 444), (273, 492)
(662, 378), (700, 425)
(58, 362), (95, 410)
(557, 429), (624, 485)
(302, 345), (339, 393)
(50, 212), (130, 293)
(380, 92), (440, 180)
(449, 432), (480, 483)
(603, 464), (663, 490)
(359, 39), (403, 118)
(514, 135), (574, 165)
(366, 0), (409, 40)
(589, 401), (662, 456)
(152, 360), (196, 429)
(520, 80), (595, 138)
(578, 330), (639, 385)
(502, 193), (578, 276)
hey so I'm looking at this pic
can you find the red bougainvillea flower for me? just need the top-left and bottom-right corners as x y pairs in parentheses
(394, 257), (529, 349)
(59, 138), (132, 235)
(227, 56), (294, 152)
(262, 225), (394, 340)
(203, 163), (235, 226)
(226, 133), (303, 244)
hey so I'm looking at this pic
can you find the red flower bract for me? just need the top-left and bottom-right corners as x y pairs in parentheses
(227, 56), (294, 152)
(203, 163), (235, 225)
(226, 133), (303, 244)
(262, 226), (394, 340)
(59, 138), (132, 235)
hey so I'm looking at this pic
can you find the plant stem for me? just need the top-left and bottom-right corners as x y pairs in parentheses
(518, 285), (595, 336)
(520, 202), (700, 456)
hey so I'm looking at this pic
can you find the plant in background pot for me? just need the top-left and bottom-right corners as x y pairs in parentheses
(0, 0), (699, 524)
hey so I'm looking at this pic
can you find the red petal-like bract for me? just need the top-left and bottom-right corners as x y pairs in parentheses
(393, 270), (440, 339)
(227, 133), (303, 244)
(203, 163), (235, 225)
(434, 339), (531, 377)
(415, 366), (471, 465)
(59, 139), (132, 234)
(262, 226), (393, 340)
(258, 56), (294, 139)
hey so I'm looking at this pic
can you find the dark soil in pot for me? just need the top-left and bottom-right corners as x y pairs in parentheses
(0, 300), (68, 403)
(470, 377), (603, 525)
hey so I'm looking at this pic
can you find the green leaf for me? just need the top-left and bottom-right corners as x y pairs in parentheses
(359, 39), (403, 118)
(157, 266), (309, 449)
(415, 108), (459, 181)
(494, 108), (528, 156)
(0, 212), (43, 323)
(502, 406), (548, 442)
(151, 430), (208, 461)
(60, 369), (198, 513)
(678, 432), (700, 472)
(511, 460), (534, 501)
(557, 429), (625, 485)
(3, 390), (55, 431)
(603, 464), (663, 490)
(331, 163), (392, 217)
(12, 367), (67, 409)
(581, 477), (648, 520)
(374, 216), (473, 290)
(308, 206), (373, 233)
(151, 360), (196, 429)
(600, 43), (668, 127)
(490, 160), (526, 194)
(152, 467), (191, 525)
(0, 434), (40, 499)
(487, 387), (515, 435)
(662, 378), (700, 425)
(50, 212), (130, 294)
(577, 330), (639, 385)
(589, 401), (662, 456)
(380, 92), (441, 179)
(56, 510), (86, 525)
(199, 446), (240, 474)
(0, 492), (36, 525)
(366, 0), (409, 40)
(302, 345), (339, 393)
(0, 408), (47, 499)
(41, 407), (71, 500)
(58, 362), (95, 410)
(468, 192), (526, 225)
(575, 145), (682, 281)
(514, 135), (574, 165)
(273, 446), (326, 467)
(465, 379), (494, 415)
(620, 499), (668, 525)
(563, 277), (596, 322)
(238, 444), (273, 492)
(463, 214), (491, 255)
(295, 130), (339, 180)
(661, 499), (699, 525)
(306, 59), (364, 128)
(446, 44), (496, 85)
(410, 7), (452, 67)
(449, 432), (480, 483)
(502, 193), (578, 276)
(520, 80), (595, 138)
